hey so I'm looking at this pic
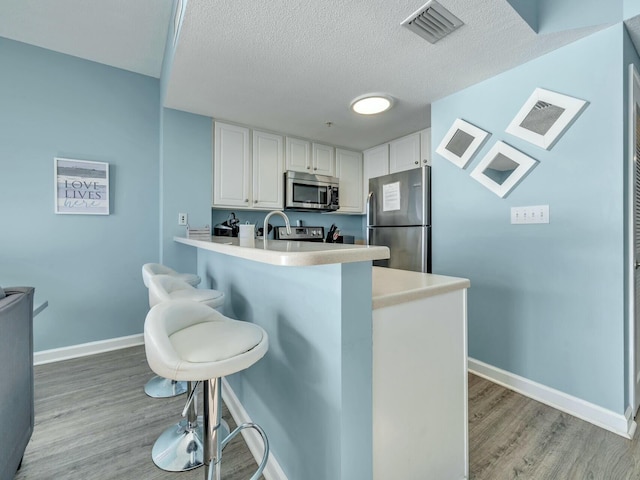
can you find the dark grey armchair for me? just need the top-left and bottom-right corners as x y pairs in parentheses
(0, 286), (34, 480)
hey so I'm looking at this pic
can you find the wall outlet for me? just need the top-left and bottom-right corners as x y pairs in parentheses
(511, 205), (549, 224)
(178, 212), (188, 226)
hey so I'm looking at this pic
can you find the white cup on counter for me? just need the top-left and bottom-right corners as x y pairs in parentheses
(238, 223), (255, 238)
(239, 236), (255, 248)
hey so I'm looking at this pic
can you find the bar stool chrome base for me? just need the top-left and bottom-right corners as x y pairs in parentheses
(152, 416), (229, 472)
(204, 378), (269, 480)
(144, 375), (187, 398)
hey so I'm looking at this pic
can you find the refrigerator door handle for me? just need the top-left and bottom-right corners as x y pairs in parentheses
(366, 191), (375, 245)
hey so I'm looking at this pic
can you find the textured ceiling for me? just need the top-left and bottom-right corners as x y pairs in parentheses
(0, 0), (173, 78)
(164, 0), (605, 150)
(626, 15), (640, 55)
(0, 0), (620, 151)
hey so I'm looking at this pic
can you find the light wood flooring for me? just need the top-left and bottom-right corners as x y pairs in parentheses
(15, 346), (260, 480)
(14, 346), (640, 479)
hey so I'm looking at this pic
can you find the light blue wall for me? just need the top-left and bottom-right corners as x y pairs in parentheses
(625, 0), (640, 20)
(0, 38), (160, 351)
(506, 0), (538, 32)
(507, 0), (625, 34)
(198, 251), (372, 480)
(161, 108), (213, 273)
(538, 0), (621, 33)
(432, 25), (625, 413)
(623, 25), (640, 406)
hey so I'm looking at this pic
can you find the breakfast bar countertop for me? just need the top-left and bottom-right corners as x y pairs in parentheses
(372, 266), (470, 309)
(174, 235), (390, 267)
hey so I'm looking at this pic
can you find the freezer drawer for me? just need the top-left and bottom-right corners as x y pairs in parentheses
(368, 225), (431, 273)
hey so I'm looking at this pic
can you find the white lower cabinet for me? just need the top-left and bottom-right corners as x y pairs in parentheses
(213, 121), (284, 210)
(373, 288), (468, 480)
(335, 148), (363, 213)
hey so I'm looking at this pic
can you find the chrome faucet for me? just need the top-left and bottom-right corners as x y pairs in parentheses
(263, 211), (291, 239)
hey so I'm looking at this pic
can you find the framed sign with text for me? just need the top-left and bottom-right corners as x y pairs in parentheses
(54, 158), (109, 215)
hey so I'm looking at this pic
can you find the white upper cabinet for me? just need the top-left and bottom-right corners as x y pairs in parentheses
(286, 138), (335, 176)
(312, 143), (336, 176)
(214, 122), (359, 211)
(389, 132), (421, 173)
(335, 148), (363, 213)
(214, 122), (284, 210)
(285, 137), (311, 172)
(363, 143), (390, 212)
(420, 128), (432, 167)
(364, 143), (390, 181)
(214, 122), (251, 207)
(252, 130), (284, 210)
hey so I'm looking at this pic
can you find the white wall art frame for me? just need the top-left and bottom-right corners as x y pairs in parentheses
(470, 141), (537, 198)
(505, 88), (587, 150)
(435, 118), (490, 169)
(54, 158), (110, 215)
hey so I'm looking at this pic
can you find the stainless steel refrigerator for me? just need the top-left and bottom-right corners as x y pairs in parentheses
(366, 166), (431, 273)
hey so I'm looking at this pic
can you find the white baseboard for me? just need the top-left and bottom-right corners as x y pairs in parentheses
(34, 333), (144, 366)
(222, 378), (288, 480)
(468, 357), (637, 439)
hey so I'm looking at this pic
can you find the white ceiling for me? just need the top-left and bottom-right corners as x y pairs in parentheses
(0, 0), (172, 78)
(0, 0), (622, 150)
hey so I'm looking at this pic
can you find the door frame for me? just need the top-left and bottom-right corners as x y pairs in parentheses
(627, 63), (640, 417)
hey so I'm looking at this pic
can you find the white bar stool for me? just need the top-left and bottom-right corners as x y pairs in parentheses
(147, 275), (224, 310)
(144, 300), (269, 480)
(142, 263), (201, 289)
(145, 275), (227, 472)
(142, 263), (202, 399)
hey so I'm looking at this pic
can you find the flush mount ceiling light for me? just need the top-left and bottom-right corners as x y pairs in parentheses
(351, 94), (394, 115)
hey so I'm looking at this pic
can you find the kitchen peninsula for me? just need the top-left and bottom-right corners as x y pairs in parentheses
(175, 236), (469, 480)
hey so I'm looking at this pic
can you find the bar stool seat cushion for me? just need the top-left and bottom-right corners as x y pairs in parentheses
(148, 275), (224, 310)
(142, 263), (201, 288)
(145, 300), (268, 381)
(170, 321), (263, 364)
(166, 289), (224, 306)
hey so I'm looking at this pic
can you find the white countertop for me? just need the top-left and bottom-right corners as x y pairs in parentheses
(372, 267), (470, 309)
(175, 236), (390, 267)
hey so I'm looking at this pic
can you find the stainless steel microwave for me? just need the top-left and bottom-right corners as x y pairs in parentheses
(284, 171), (339, 211)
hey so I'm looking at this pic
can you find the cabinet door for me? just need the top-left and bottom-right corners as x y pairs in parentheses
(213, 122), (250, 207)
(253, 130), (284, 210)
(364, 144), (390, 181)
(285, 137), (311, 172)
(312, 143), (335, 176)
(335, 148), (363, 213)
(389, 132), (421, 173)
(420, 128), (431, 167)
(363, 144), (389, 211)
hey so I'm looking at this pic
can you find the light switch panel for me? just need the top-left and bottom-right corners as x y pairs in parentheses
(511, 205), (549, 224)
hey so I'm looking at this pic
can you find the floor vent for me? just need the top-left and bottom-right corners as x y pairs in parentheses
(401, 0), (464, 44)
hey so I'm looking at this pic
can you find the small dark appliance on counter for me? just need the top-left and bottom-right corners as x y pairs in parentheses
(213, 212), (240, 237)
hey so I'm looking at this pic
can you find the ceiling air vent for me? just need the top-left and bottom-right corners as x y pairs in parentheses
(401, 0), (464, 44)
